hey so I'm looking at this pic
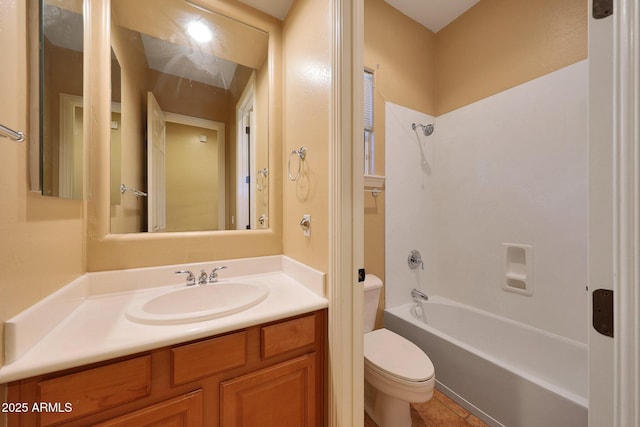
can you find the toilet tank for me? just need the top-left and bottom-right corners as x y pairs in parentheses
(363, 274), (383, 333)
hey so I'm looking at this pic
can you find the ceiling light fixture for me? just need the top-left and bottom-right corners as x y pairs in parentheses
(187, 21), (212, 43)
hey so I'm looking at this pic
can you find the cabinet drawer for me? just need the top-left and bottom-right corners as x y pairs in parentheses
(261, 314), (316, 359)
(172, 331), (247, 385)
(37, 355), (151, 426)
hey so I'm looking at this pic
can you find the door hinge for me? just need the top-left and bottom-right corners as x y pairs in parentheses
(358, 268), (366, 282)
(593, 289), (614, 337)
(593, 0), (613, 19)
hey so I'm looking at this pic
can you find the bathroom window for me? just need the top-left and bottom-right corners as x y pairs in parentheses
(364, 69), (374, 175)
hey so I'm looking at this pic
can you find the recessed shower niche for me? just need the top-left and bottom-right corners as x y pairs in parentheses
(503, 243), (533, 295)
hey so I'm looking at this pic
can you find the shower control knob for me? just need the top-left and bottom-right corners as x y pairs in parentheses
(408, 250), (424, 270)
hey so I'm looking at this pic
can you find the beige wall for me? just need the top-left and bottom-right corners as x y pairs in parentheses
(364, 0), (437, 116)
(281, 0), (332, 273)
(0, 0), (85, 372)
(435, 0), (588, 115)
(165, 123), (220, 231)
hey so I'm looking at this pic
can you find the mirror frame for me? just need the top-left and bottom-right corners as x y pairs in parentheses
(86, 0), (283, 270)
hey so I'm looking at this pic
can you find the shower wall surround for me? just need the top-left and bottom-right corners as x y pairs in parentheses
(386, 60), (588, 343)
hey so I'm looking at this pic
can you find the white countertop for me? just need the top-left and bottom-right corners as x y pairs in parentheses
(0, 256), (327, 384)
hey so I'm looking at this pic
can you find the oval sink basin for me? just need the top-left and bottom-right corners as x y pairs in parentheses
(125, 282), (269, 325)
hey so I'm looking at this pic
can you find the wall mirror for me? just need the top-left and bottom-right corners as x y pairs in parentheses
(39, 0), (84, 199)
(110, 0), (270, 233)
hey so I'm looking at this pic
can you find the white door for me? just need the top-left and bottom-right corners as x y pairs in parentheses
(588, 3), (614, 424)
(147, 92), (166, 232)
(589, 0), (640, 424)
(236, 110), (255, 230)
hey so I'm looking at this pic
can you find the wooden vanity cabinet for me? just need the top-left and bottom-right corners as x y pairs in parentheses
(6, 309), (326, 427)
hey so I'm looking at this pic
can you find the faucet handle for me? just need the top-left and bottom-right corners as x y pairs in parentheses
(209, 266), (228, 283)
(175, 270), (196, 286)
(408, 250), (424, 270)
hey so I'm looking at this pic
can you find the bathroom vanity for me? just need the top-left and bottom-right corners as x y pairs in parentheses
(1, 256), (328, 427)
(6, 310), (326, 426)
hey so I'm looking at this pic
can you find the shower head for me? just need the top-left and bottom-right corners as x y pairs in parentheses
(412, 123), (435, 136)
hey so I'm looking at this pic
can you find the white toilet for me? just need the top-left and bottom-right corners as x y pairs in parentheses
(363, 274), (435, 427)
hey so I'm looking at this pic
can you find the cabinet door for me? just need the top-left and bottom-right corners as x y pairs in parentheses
(221, 353), (317, 427)
(95, 390), (202, 427)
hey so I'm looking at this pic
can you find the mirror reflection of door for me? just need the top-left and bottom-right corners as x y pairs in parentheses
(236, 75), (256, 230)
(238, 109), (253, 230)
(147, 92), (167, 232)
(58, 94), (83, 199)
(147, 92), (227, 232)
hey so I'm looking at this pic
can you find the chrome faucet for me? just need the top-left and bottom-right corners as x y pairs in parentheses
(209, 266), (228, 283)
(411, 288), (429, 302)
(175, 270), (196, 286)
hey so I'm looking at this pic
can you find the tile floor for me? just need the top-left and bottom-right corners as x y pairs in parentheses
(364, 389), (488, 427)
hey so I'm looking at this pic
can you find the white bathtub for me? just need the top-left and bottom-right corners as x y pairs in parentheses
(385, 296), (588, 427)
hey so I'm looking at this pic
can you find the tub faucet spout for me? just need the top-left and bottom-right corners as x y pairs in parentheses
(411, 288), (429, 302)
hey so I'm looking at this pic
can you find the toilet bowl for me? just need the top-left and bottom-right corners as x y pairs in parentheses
(363, 275), (435, 427)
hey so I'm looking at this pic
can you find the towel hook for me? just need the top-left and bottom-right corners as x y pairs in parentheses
(288, 147), (306, 181)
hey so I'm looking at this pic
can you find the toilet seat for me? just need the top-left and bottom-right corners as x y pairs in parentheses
(364, 328), (434, 383)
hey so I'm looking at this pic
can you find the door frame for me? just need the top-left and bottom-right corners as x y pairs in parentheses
(588, 0), (639, 424)
(328, 0), (364, 426)
(611, 0), (640, 424)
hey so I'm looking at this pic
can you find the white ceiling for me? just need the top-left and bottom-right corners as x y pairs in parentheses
(239, 0), (479, 33)
(383, 0), (480, 33)
(238, 0), (294, 20)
